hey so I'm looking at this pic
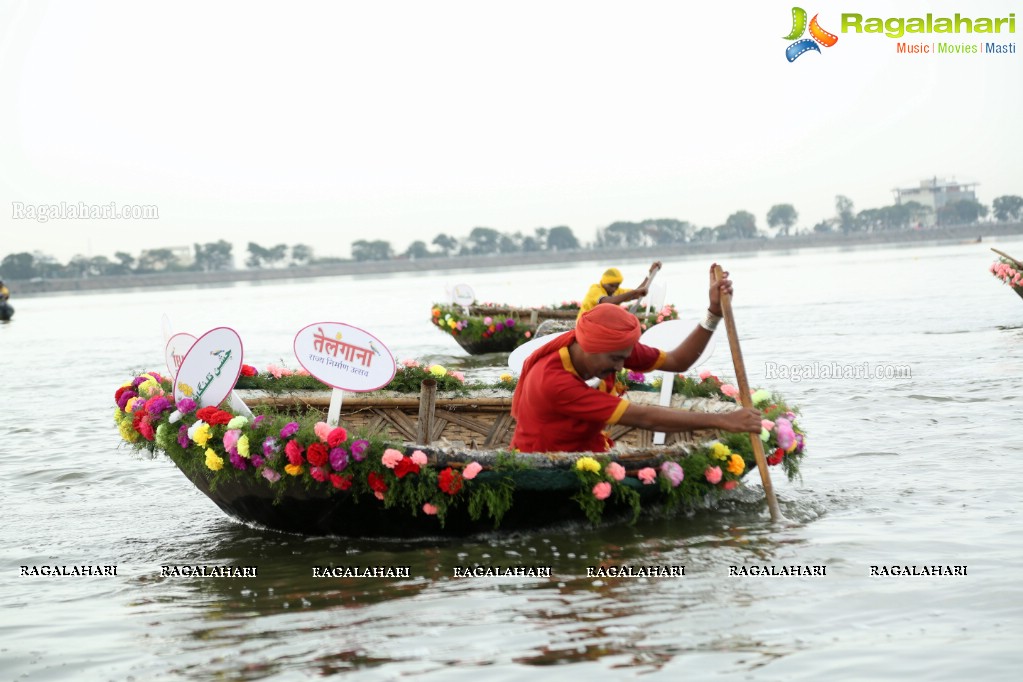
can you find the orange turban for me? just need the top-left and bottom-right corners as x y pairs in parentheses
(511, 305), (640, 420)
(575, 304), (641, 352)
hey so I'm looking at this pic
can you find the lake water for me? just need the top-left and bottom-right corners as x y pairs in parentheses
(2, 239), (1022, 680)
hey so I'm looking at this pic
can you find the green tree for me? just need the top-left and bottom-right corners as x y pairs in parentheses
(291, 244), (313, 266)
(113, 251), (136, 274)
(246, 242), (273, 268)
(352, 240), (393, 261)
(0, 252), (38, 279)
(723, 210), (758, 239)
(137, 248), (181, 272)
(404, 240), (431, 259)
(937, 200), (988, 226)
(432, 233), (458, 256)
(993, 195), (1023, 222)
(465, 227), (501, 254)
(194, 240), (234, 272)
(547, 225), (580, 250)
(835, 195), (857, 233)
(767, 204), (798, 236)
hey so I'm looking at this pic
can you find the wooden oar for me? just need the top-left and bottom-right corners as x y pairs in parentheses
(991, 248), (1023, 269)
(628, 263), (661, 314)
(713, 265), (783, 523)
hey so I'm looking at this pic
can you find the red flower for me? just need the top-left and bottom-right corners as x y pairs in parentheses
(368, 471), (388, 494)
(240, 364), (257, 377)
(327, 427), (348, 448)
(284, 440), (305, 466)
(306, 442), (328, 468)
(310, 466), (328, 482)
(137, 415), (155, 441)
(722, 480), (738, 490)
(330, 473), (353, 490)
(438, 467), (463, 495)
(114, 386), (127, 404)
(394, 458), (420, 479)
(196, 407), (232, 425)
(767, 448), (785, 466)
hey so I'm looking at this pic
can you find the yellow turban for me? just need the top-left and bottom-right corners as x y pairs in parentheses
(599, 268), (623, 285)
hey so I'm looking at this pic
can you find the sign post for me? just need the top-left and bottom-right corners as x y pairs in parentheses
(293, 322), (397, 427)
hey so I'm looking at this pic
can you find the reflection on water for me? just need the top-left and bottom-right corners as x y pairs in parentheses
(3, 240), (1023, 679)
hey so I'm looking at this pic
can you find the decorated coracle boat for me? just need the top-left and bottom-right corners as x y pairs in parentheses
(990, 248), (1023, 301)
(115, 363), (807, 537)
(430, 302), (679, 355)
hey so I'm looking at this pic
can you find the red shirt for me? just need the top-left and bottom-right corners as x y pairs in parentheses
(510, 343), (666, 453)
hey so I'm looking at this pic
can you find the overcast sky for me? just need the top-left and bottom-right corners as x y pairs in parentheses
(1, 0), (1020, 263)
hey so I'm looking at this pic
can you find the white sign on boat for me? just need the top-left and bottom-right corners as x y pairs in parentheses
(173, 327), (244, 408)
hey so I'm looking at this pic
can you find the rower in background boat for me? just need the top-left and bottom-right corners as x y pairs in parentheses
(0, 279), (13, 321)
(577, 261), (661, 319)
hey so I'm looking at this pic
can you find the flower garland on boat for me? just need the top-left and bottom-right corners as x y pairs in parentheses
(430, 301), (680, 347)
(114, 365), (806, 527)
(990, 255), (1023, 298)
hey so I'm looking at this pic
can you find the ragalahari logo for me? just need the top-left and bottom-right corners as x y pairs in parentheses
(784, 7), (838, 61)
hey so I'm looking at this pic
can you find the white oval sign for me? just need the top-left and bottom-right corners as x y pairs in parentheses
(293, 322), (396, 391)
(451, 283), (475, 307)
(165, 332), (198, 378)
(173, 327), (244, 407)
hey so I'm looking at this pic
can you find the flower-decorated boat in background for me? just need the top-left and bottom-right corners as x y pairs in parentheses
(115, 362), (807, 537)
(990, 248), (1023, 301)
(430, 301), (680, 355)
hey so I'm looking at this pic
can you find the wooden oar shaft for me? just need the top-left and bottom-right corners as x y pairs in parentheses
(991, 248), (1023, 269)
(713, 265), (783, 523)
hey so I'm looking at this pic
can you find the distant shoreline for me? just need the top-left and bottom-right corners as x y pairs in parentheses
(8, 222), (1023, 297)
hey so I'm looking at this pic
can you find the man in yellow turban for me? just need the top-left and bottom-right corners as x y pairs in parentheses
(577, 261), (661, 319)
(512, 263), (761, 453)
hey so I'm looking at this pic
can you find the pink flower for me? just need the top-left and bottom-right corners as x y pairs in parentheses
(605, 462), (626, 481)
(463, 462), (482, 480)
(381, 448), (404, 469)
(223, 429), (241, 452)
(659, 461), (684, 487)
(761, 419), (775, 431)
(314, 421), (332, 442)
(449, 371), (465, 382)
(775, 417), (795, 451)
(261, 468), (281, 483)
(721, 384), (739, 398)
(310, 466), (328, 482)
(410, 450), (428, 466)
(374, 491), (385, 501)
(637, 467), (657, 485)
(704, 466), (722, 484)
(422, 503), (438, 515)
(722, 480), (738, 490)
(524, 331), (532, 338)
(295, 368), (310, 376)
(402, 358), (420, 367)
(266, 363), (285, 379)
(699, 370), (712, 380)
(592, 482), (612, 500)
(483, 316), (493, 325)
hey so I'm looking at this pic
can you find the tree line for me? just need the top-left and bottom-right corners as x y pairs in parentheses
(3, 195), (1021, 278)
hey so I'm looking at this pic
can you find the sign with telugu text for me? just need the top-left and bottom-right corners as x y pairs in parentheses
(173, 327), (244, 407)
(165, 332), (197, 378)
(293, 322), (396, 391)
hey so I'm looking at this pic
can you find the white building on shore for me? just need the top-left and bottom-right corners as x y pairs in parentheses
(892, 177), (978, 227)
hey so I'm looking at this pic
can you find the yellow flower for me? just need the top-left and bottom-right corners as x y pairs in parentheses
(192, 423), (211, 447)
(117, 418), (139, 443)
(499, 372), (513, 382)
(284, 463), (303, 476)
(138, 379), (161, 397)
(575, 456), (601, 473)
(179, 383), (194, 397)
(447, 319), (457, 329)
(429, 364), (448, 377)
(727, 454), (745, 475)
(710, 442), (731, 460)
(751, 389), (771, 406)
(237, 435), (250, 458)
(205, 449), (224, 471)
